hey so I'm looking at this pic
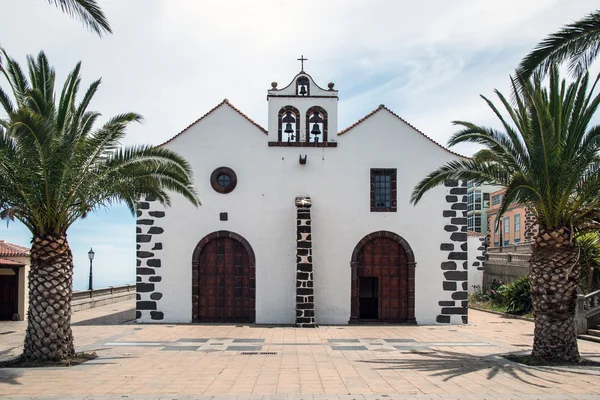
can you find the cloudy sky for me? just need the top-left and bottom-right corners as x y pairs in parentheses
(1, 0), (599, 290)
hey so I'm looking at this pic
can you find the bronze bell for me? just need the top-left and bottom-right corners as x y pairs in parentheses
(284, 122), (294, 134)
(311, 123), (321, 136)
(299, 85), (307, 95)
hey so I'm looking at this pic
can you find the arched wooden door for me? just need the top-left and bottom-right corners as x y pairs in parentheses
(192, 232), (255, 323)
(350, 231), (416, 323)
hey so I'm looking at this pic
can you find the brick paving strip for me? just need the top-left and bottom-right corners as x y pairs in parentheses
(1, 300), (600, 399)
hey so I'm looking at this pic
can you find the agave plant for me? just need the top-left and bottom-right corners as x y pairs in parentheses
(504, 276), (532, 315)
(0, 49), (199, 361)
(411, 65), (600, 362)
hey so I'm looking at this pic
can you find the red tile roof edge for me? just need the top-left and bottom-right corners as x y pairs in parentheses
(0, 240), (30, 257)
(158, 99), (268, 147)
(337, 104), (469, 159)
(0, 257), (25, 266)
(467, 230), (486, 237)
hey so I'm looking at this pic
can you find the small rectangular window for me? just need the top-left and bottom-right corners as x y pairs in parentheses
(492, 194), (504, 206)
(370, 169), (397, 212)
(504, 217), (510, 243)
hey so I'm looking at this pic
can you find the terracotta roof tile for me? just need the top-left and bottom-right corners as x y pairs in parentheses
(158, 99), (267, 147)
(0, 240), (30, 257)
(0, 257), (25, 266)
(337, 104), (468, 159)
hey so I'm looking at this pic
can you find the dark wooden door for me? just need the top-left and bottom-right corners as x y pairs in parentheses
(356, 237), (408, 322)
(0, 274), (17, 320)
(197, 237), (254, 322)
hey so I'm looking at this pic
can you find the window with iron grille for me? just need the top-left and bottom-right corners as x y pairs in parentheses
(370, 169), (397, 212)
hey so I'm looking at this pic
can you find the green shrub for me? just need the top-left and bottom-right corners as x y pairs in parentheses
(504, 276), (532, 314)
(489, 279), (507, 305)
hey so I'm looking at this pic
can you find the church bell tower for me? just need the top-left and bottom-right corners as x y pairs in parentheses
(267, 56), (338, 146)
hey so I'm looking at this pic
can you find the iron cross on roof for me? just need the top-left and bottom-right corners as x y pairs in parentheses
(297, 55), (307, 71)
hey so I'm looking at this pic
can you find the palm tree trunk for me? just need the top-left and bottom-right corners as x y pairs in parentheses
(530, 228), (580, 362)
(23, 233), (75, 361)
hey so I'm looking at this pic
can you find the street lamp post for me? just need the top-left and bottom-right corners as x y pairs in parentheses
(88, 248), (95, 291)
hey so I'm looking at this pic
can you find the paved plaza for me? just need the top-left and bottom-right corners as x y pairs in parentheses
(1, 301), (600, 399)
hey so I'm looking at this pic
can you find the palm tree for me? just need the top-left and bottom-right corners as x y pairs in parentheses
(46, 0), (111, 36)
(518, 10), (600, 80)
(411, 66), (600, 363)
(0, 48), (199, 361)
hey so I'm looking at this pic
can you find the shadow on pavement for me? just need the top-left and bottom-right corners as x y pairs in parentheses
(72, 309), (136, 326)
(359, 349), (600, 387)
(0, 369), (22, 385)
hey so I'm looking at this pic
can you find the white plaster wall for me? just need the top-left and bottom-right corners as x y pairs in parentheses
(467, 236), (485, 293)
(142, 102), (465, 325)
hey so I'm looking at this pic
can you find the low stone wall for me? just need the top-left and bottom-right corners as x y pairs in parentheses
(72, 284), (136, 312)
(483, 244), (531, 289)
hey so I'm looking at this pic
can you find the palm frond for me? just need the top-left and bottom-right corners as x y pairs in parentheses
(518, 10), (600, 80)
(0, 49), (199, 235)
(46, 0), (112, 36)
(413, 63), (600, 235)
(411, 159), (510, 205)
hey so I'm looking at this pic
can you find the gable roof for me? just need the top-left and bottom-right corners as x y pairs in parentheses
(158, 99), (268, 147)
(0, 240), (30, 257)
(337, 104), (468, 158)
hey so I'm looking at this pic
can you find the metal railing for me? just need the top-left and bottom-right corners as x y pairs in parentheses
(577, 289), (600, 317)
(72, 284), (135, 301)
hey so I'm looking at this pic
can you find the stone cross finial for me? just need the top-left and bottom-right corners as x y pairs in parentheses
(297, 55), (307, 71)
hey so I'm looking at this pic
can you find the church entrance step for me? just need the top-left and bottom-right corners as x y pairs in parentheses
(578, 333), (600, 343)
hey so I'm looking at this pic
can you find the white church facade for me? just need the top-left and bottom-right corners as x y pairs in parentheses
(135, 66), (470, 325)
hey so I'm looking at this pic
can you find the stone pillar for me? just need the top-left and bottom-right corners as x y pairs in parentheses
(136, 196), (165, 322)
(438, 180), (469, 324)
(295, 196), (315, 327)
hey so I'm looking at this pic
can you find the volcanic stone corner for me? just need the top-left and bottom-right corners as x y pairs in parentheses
(295, 196), (315, 327)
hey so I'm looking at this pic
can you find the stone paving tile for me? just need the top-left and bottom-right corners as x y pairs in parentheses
(2, 301), (600, 399)
(331, 346), (368, 351)
(227, 346), (264, 351)
(161, 346), (201, 351)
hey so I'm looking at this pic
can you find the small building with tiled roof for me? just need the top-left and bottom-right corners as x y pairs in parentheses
(0, 240), (31, 320)
(136, 65), (471, 326)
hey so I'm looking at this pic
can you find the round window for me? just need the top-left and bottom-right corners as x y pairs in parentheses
(210, 167), (237, 194)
